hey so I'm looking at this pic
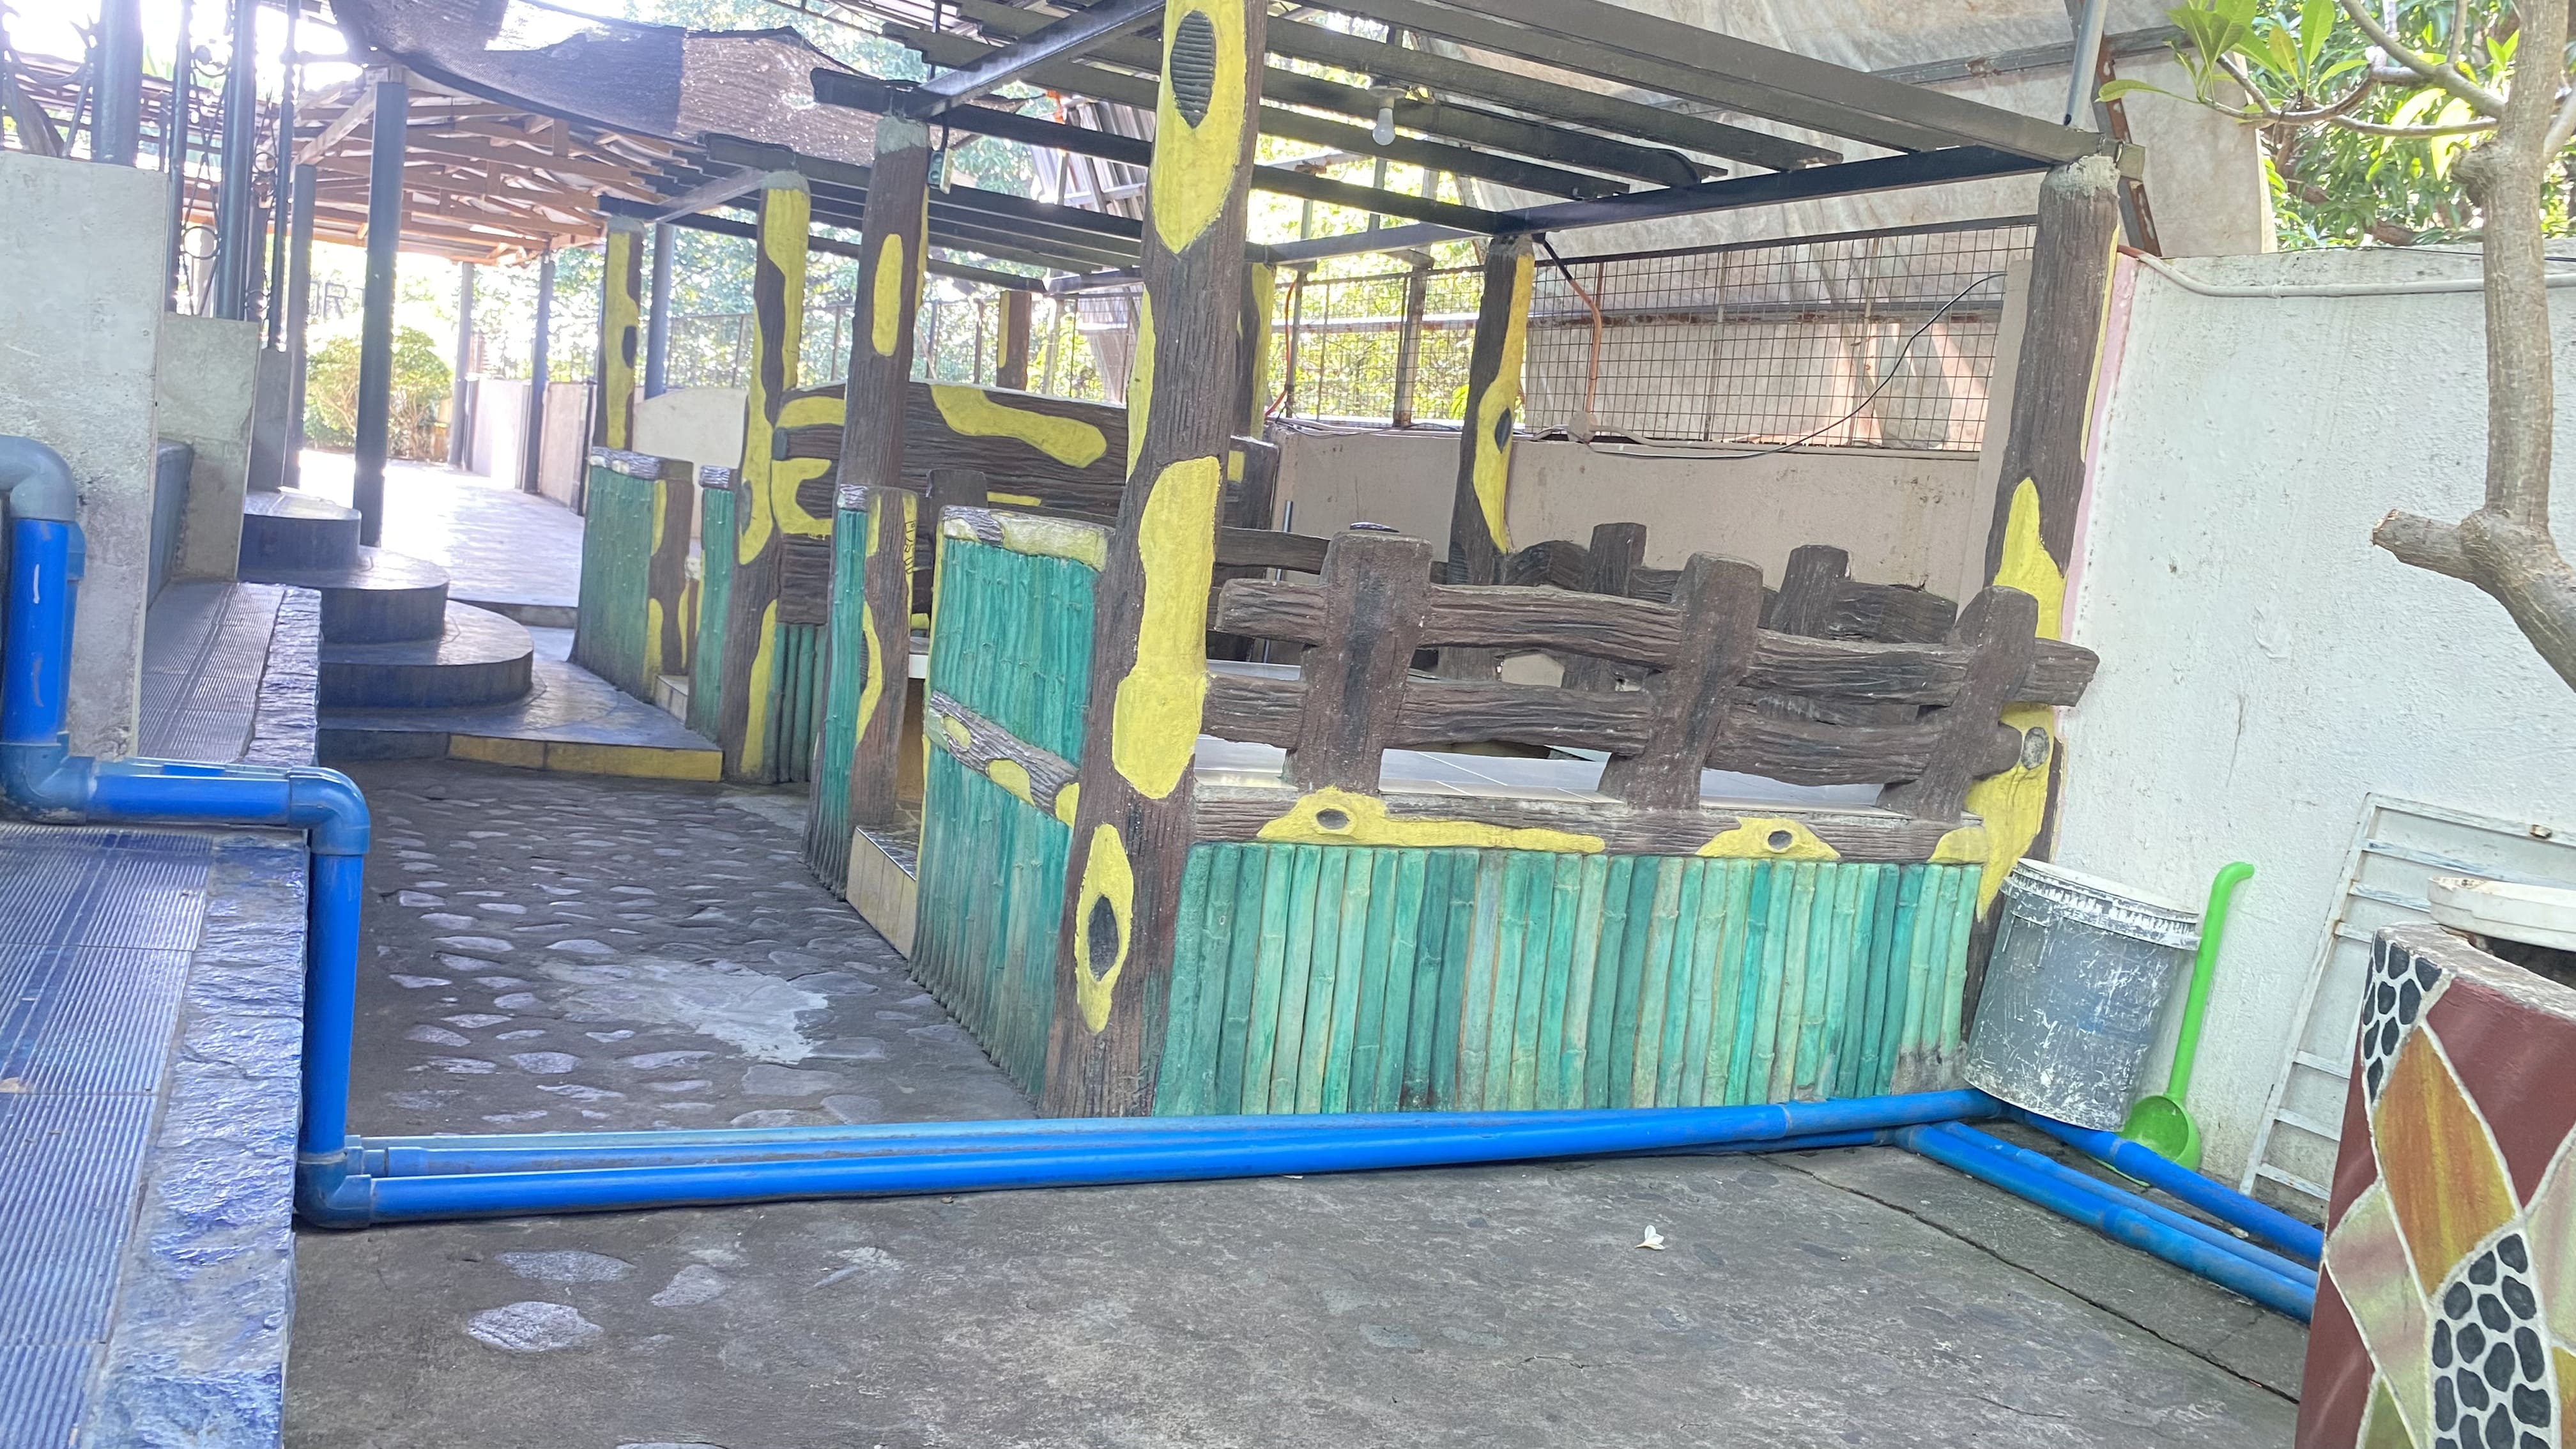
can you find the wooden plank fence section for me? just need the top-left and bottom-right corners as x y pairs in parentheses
(572, 448), (695, 703)
(804, 487), (875, 889)
(1505, 534), (1959, 646)
(687, 468), (739, 740)
(1151, 846), (1979, 1114)
(774, 378), (1131, 518)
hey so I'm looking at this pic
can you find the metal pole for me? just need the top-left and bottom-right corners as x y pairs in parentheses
(349, 75), (406, 546)
(283, 162), (316, 490)
(521, 250), (554, 495)
(2062, 0), (2112, 127)
(448, 263), (475, 468)
(264, 2), (298, 346)
(93, 0), (146, 165)
(643, 222), (673, 397)
(162, 0), (193, 308)
(212, 0), (260, 319)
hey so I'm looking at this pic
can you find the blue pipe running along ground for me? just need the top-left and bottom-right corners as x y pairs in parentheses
(0, 437), (2318, 1323)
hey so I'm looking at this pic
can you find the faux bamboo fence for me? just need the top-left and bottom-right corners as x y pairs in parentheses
(571, 449), (694, 702)
(905, 511), (2099, 1114)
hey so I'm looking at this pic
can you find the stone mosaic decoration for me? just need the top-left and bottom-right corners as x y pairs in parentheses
(2299, 923), (2576, 1449)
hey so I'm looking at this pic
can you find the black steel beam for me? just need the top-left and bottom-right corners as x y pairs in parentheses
(601, 200), (1054, 290)
(698, 134), (1147, 249)
(901, 0), (1164, 117)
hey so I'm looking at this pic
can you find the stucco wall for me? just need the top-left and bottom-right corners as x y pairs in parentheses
(2050, 249), (2576, 1195)
(1272, 425), (1990, 604)
(634, 387), (749, 476)
(0, 151), (167, 758)
(155, 312), (259, 581)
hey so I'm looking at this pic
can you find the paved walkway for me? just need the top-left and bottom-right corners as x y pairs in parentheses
(286, 761), (2304, 1449)
(292, 452), (585, 613)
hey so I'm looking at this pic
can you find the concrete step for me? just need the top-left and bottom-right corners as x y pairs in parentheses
(239, 489), (362, 574)
(241, 547), (452, 644)
(318, 601), (534, 710)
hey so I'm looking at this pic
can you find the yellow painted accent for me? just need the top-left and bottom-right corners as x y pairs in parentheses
(1467, 252), (1533, 556)
(742, 602), (781, 776)
(646, 599), (669, 676)
(734, 183), (811, 565)
(1148, 0), (1248, 254)
(853, 506), (887, 749)
(1224, 449), (1243, 484)
(1965, 477), (2073, 908)
(1109, 456), (1220, 800)
(1242, 261), (1276, 434)
(1257, 787), (1604, 854)
(1125, 289), (1154, 475)
(988, 491), (1043, 507)
(599, 227), (639, 450)
(1696, 816), (1841, 861)
(930, 384), (1108, 468)
(1070, 823), (1135, 1033)
(986, 758), (1035, 807)
(909, 611), (930, 629)
(1053, 782), (1080, 826)
(940, 713), (972, 751)
(544, 742), (724, 781)
(871, 232), (905, 357)
(1930, 825), (1989, 866)
(997, 514), (1109, 571)
(448, 735), (544, 769)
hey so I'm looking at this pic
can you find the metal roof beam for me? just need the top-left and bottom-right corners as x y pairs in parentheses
(899, 0), (1165, 117)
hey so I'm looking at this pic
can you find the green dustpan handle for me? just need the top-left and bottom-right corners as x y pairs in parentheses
(2168, 861), (2254, 1103)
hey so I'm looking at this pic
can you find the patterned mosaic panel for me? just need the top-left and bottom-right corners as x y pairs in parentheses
(2301, 923), (2576, 1449)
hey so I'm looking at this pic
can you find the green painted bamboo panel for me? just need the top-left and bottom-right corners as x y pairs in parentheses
(802, 497), (874, 889)
(687, 486), (737, 740)
(924, 535), (1096, 762)
(572, 465), (655, 698)
(1152, 848), (1979, 1115)
(767, 620), (826, 786)
(911, 748), (1070, 1096)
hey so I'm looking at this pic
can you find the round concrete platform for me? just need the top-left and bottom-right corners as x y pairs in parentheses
(318, 602), (534, 709)
(240, 489), (362, 574)
(247, 548), (452, 644)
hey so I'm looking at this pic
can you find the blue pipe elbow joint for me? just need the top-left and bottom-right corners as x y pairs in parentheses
(0, 737), (94, 822)
(295, 1144), (377, 1229)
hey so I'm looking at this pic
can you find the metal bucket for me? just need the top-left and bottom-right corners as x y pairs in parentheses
(1965, 861), (2200, 1130)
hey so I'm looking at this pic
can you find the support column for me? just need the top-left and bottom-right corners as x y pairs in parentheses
(521, 249), (554, 495)
(1390, 252), (1432, 428)
(282, 162), (314, 489)
(263, 1), (297, 345)
(349, 75), (406, 546)
(643, 222), (673, 397)
(1446, 233), (1532, 589)
(161, 2), (194, 305)
(998, 288), (1032, 391)
(714, 173), (814, 782)
(830, 120), (929, 828)
(1961, 154), (2120, 939)
(211, 0), (261, 319)
(1043, 0), (1268, 1117)
(93, 0), (144, 165)
(595, 217), (643, 450)
(447, 262), (474, 468)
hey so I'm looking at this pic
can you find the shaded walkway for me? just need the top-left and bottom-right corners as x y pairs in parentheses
(291, 453), (585, 617)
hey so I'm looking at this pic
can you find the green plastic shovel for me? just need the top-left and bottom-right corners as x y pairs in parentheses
(2120, 861), (2255, 1170)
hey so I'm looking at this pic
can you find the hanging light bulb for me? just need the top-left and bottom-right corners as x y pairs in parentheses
(1372, 102), (1395, 148)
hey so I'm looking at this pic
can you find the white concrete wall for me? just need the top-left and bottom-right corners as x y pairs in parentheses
(1272, 425), (1990, 604)
(2051, 249), (2576, 1192)
(634, 387), (748, 477)
(0, 152), (167, 758)
(155, 312), (259, 581)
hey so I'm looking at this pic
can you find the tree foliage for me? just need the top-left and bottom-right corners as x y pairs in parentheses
(303, 323), (453, 458)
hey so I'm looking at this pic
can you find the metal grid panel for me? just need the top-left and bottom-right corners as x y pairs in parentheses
(1522, 219), (2034, 453)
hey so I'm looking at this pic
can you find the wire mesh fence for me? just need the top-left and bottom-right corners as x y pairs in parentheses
(1522, 218), (2034, 452)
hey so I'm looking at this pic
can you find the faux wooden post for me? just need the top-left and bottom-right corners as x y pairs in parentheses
(645, 457), (693, 684)
(1767, 543), (1849, 637)
(1446, 233), (1533, 588)
(1390, 252), (1433, 429)
(1879, 586), (2040, 825)
(1599, 555), (1764, 810)
(1230, 434), (1278, 531)
(1562, 521), (1646, 691)
(1234, 260), (1277, 442)
(999, 289), (1032, 391)
(836, 118), (930, 505)
(1045, 0), (1268, 1117)
(714, 173), (813, 782)
(1283, 532), (1433, 792)
(594, 217), (643, 450)
(845, 484), (919, 831)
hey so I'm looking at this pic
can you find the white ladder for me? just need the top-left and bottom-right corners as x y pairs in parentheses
(2240, 794), (2576, 1215)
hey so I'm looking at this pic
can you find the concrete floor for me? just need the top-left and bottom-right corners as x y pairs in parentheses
(293, 452), (585, 613)
(287, 761), (2304, 1449)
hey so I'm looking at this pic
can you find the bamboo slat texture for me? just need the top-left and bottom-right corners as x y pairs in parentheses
(804, 492), (876, 888)
(571, 463), (654, 698)
(687, 479), (739, 740)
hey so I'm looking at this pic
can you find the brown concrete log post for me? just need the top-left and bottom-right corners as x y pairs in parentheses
(714, 174), (813, 782)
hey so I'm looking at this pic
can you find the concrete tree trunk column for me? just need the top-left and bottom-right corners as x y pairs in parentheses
(282, 162), (316, 490)
(1043, 0), (1268, 1117)
(349, 75), (407, 546)
(714, 174), (814, 783)
(1436, 232), (1533, 680)
(595, 218), (643, 450)
(520, 250), (554, 496)
(830, 120), (930, 831)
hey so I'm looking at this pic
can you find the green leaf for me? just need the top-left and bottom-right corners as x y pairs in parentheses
(2298, 0), (2336, 70)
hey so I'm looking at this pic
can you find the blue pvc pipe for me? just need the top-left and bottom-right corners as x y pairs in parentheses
(2003, 1107), (2323, 1266)
(1894, 1125), (2313, 1321)
(1925, 1124), (2315, 1287)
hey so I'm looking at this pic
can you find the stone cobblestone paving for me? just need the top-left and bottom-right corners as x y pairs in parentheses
(289, 761), (2302, 1449)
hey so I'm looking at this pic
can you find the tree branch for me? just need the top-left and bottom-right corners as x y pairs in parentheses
(2336, 0), (2508, 113)
(2374, 510), (2477, 579)
(2546, 78), (2576, 155)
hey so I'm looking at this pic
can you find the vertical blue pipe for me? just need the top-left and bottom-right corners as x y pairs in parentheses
(301, 853), (364, 1159)
(3, 520), (75, 746)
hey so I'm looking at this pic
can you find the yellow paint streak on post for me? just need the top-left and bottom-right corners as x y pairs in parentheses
(599, 223), (640, 450)
(1468, 251), (1534, 555)
(1071, 823), (1135, 1033)
(1696, 816), (1841, 861)
(735, 179), (810, 566)
(1963, 477), (2071, 910)
(1930, 825), (1989, 866)
(646, 599), (668, 675)
(1053, 783), (1080, 826)
(930, 384), (1108, 468)
(1108, 456), (1220, 800)
(1124, 289), (1155, 475)
(768, 395), (843, 541)
(871, 232), (905, 356)
(988, 491), (1043, 507)
(996, 514), (1108, 571)
(940, 713), (972, 752)
(741, 601), (781, 777)
(853, 506), (887, 745)
(1257, 787), (1604, 854)
(986, 758), (1035, 807)
(1149, 0), (1248, 254)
